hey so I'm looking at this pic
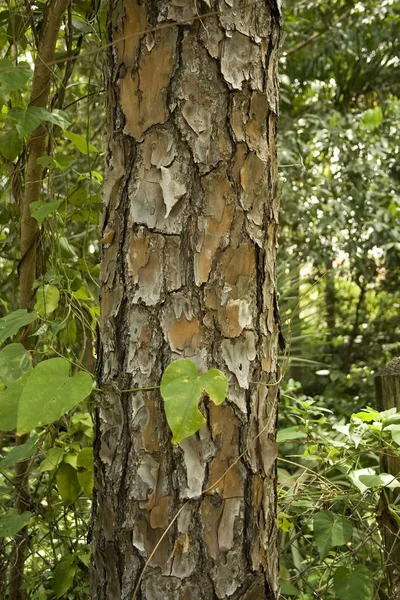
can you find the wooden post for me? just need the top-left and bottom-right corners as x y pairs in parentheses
(375, 358), (400, 598)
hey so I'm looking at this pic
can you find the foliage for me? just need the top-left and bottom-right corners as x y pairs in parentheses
(278, 381), (400, 599)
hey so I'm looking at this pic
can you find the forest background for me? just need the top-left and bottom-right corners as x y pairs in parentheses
(0, 0), (399, 599)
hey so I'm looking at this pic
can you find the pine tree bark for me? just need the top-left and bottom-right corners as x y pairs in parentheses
(91, 2), (282, 598)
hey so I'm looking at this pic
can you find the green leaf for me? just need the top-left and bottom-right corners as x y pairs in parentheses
(77, 447), (94, 497)
(0, 359), (92, 433)
(333, 566), (373, 600)
(7, 106), (71, 138)
(64, 130), (98, 154)
(277, 426), (307, 442)
(52, 557), (76, 598)
(360, 106), (383, 131)
(0, 130), (23, 160)
(313, 510), (353, 559)
(0, 436), (38, 471)
(0, 343), (31, 386)
(0, 59), (32, 93)
(359, 473), (400, 489)
(0, 509), (31, 537)
(34, 284), (60, 316)
(0, 371), (30, 431)
(352, 410), (379, 422)
(279, 579), (299, 596)
(388, 424), (400, 445)
(56, 463), (81, 505)
(16, 359), (93, 434)
(30, 200), (61, 227)
(39, 447), (65, 472)
(0, 310), (36, 344)
(160, 359), (228, 443)
(45, 109), (71, 130)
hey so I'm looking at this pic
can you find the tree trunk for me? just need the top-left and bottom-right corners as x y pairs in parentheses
(91, 2), (282, 599)
(375, 359), (400, 599)
(10, 2), (71, 598)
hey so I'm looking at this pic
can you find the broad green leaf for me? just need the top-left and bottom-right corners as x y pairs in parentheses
(279, 580), (299, 596)
(0, 509), (31, 537)
(0, 371), (30, 431)
(160, 359), (228, 443)
(0, 436), (38, 471)
(352, 410), (379, 423)
(52, 556), (76, 598)
(277, 426), (307, 442)
(63, 453), (78, 469)
(44, 109), (71, 130)
(349, 468), (375, 493)
(8, 106), (46, 138)
(40, 447), (65, 472)
(7, 106), (71, 138)
(34, 284), (60, 316)
(37, 155), (75, 171)
(359, 473), (400, 489)
(70, 412), (93, 438)
(30, 200), (61, 227)
(0, 343), (31, 386)
(64, 130), (98, 154)
(313, 510), (353, 559)
(16, 359), (93, 434)
(0, 59), (32, 92)
(56, 463), (81, 505)
(0, 130), (23, 160)
(77, 447), (94, 497)
(0, 309), (36, 343)
(387, 424), (400, 445)
(333, 565), (373, 600)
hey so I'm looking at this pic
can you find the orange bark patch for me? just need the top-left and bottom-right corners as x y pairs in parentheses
(150, 495), (172, 530)
(217, 302), (242, 338)
(128, 235), (149, 281)
(119, 28), (177, 139)
(197, 233), (220, 284)
(114, 0), (147, 67)
(207, 404), (244, 499)
(168, 315), (201, 352)
(223, 243), (255, 285)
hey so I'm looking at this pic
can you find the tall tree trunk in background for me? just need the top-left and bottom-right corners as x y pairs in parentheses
(91, 2), (282, 598)
(325, 257), (336, 343)
(10, 2), (70, 598)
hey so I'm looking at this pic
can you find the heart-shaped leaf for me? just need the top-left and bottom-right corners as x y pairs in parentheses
(0, 358), (93, 434)
(160, 359), (228, 443)
(313, 510), (353, 558)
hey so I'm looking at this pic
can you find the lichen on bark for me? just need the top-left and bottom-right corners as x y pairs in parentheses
(91, 1), (282, 598)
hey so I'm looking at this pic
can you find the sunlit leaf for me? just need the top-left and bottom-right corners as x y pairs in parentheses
(160, 359), (228, 443)
(0, 343), (31, 386)
(34, 284), (60, 316)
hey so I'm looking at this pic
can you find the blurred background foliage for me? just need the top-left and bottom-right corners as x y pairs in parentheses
(0, 0), (399, 598)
